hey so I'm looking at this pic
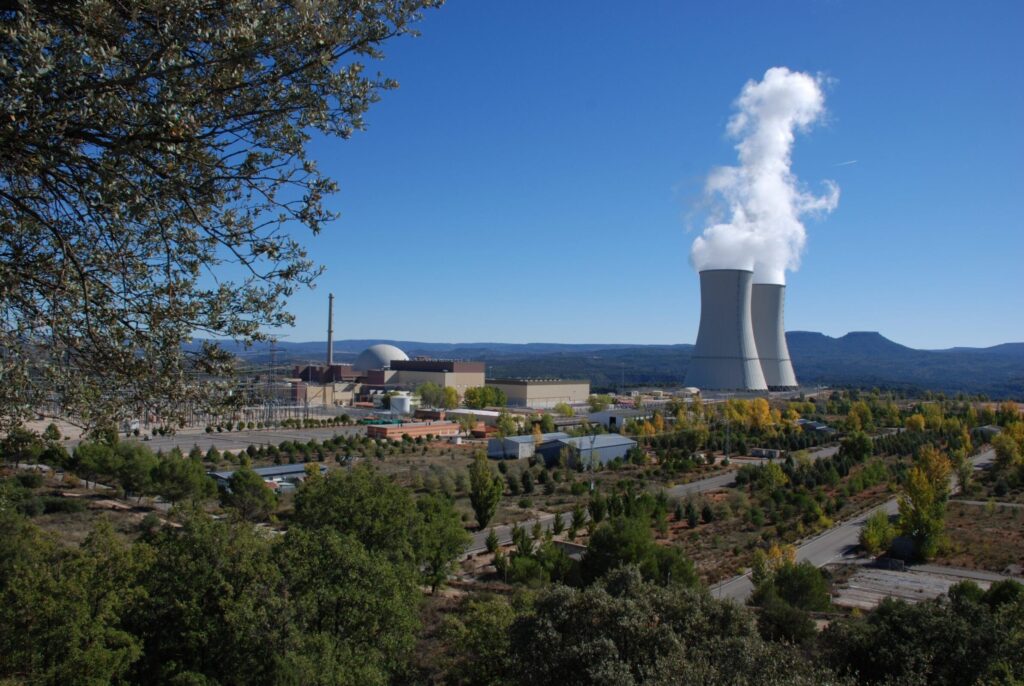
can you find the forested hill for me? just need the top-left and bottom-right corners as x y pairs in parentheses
(194, 332), (1024, 398)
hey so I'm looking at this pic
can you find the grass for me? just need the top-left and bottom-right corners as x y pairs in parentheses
(935, 501), (1024, 575)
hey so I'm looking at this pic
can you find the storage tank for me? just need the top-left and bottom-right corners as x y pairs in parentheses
(751, 283), (798, 390)
(390, 393), (413, 415)
(684, 269), (768, 391)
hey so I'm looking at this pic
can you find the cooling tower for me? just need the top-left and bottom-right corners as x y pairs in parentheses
(685, 269), (768, 391)
(751, 284), (798, 390)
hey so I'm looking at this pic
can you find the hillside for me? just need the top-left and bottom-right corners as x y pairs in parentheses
(194, 332), (1024, 398)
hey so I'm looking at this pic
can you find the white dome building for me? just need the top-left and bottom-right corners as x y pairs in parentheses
(352, 344), (409, 372)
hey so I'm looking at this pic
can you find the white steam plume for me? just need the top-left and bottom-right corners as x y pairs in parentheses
(690, 67), (839, 284)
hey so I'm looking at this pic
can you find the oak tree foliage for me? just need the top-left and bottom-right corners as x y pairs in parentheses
(0, 0), (441, 430)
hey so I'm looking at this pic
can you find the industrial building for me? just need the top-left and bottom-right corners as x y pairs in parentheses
(536, 434), (638, 467)
(487, 432), (570, 460)
(389, 359), (485, 397)
(486, 378), (590, 409)
(588, 408), (654, 431)
(210, 463), (327, 493)
(290, 317), (486, 409)
(365, 421), (460, 440)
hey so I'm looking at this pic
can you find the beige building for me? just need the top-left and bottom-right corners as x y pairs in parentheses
(486, 378), (591, 409)
(386, 359), (485, 397)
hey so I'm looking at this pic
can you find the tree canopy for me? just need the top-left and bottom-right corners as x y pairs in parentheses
(0, 0), (441, 430)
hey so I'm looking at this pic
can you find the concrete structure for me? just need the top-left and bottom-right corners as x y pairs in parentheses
(751, 283), (798, 390)
(365, 421), (459, 440)
(389, 359), (485, 397)
(488, 432), (570, 460)
(685, 269), (767, 391)
(353, 344), (409, 372)
(537, 434), (638, 467)
(445, 408), (502, 426)
(486, 378), (590, 409)
(327, 293), (335, 366)
(390, 392), (414, 415)
(293, 363), (357, 384)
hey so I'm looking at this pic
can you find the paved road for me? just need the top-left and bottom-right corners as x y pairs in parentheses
(68, 425), (366, 453)
(665, 444), (840, 500)
(466, 443), (846, 557)
(953, 499), (1024, 510)
(711, 448), (997, 602)
(466, 513), (561, 555)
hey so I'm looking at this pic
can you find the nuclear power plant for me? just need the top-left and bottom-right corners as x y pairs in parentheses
(684, 269), (798, 392)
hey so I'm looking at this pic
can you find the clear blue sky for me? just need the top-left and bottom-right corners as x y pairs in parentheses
(277, 0), (1023, 349)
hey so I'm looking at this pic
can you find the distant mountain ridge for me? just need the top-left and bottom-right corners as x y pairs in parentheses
(190, 332), (1024, 398)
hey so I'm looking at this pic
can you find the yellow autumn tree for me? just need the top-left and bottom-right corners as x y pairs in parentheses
(653, 412), (665, 434)
(898, 445), (951, 560)
(748, 398), (773, 432)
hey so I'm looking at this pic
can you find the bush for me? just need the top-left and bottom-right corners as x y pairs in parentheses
(41, 496), (87, 514)
(139, 512), (163, 535)
(17, 496), (45, 517)
(860, 509), (896, 555)
(15, 472), (44, 489)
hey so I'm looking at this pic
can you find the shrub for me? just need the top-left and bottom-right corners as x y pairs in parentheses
(860, 509), (896, 555)
(15, 472), (44, 489)
(41, 496), (87, 514)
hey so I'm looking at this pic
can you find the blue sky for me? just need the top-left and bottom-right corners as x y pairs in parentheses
(276, 0), (1023, 349)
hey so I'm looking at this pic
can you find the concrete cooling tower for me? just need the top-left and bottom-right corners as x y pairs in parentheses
(685, 269), (768, 391)
(751, 284), (798, 390)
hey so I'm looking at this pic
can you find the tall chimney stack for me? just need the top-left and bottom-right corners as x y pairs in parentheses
(751, 284), (797, 390)
(684, 269), (767, 391)
(327, 293), (334, 366)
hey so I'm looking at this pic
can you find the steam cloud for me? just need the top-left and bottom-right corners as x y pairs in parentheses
(690, 67), (839, 285)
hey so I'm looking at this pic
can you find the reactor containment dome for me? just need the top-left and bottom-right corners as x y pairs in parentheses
(352, 344), (409, 372)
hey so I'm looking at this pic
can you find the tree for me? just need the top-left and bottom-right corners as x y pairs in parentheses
(0, 518), (148, 685)
(415, 493), (471, 593)
(581, 516), (697, 587)
(485, 528), (500, 554)
(0, 1), (442, 431)
(0, 426), (43, 467)
(898, 445), (951, 559)
(221, 465), (277, 521)
(464, 386), (508, 410)
(496, 411), (519, 438)
(129, 514), (287, 684)
(293, 464), (421, 563)
(416, 382), (445, 408)
(839, 431), (873, 464)
(993, 430), (1022, 471)
(553, 402), (574, 418)
(442, 386), (460, 410)
(905, 414), (927, 433)
(588, 394), (612, 412)
(506, 566), (839, 686)
(468, 452), (504, 530)
(859, 509), (896, 556)
(540, 413), (557, 433)
(114, 442), (159, 501)
(456, 413), (477, 436)
(275, 527), (421, 685)
(154, 452), (216, 505)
